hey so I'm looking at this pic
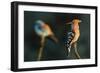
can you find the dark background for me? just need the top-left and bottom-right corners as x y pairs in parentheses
(24, 11), (90, 62)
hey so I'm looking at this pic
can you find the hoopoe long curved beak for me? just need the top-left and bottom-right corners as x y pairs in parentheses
(66, 22), (72, 24)
(66, 20), (82, 25)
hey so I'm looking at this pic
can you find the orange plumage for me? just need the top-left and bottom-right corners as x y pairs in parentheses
(70, 19), (81, 45)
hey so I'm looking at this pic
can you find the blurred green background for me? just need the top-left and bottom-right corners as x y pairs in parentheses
(24, 11), (90, 62)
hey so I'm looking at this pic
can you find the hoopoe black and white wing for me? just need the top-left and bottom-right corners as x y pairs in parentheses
(65, 32), (75, 54)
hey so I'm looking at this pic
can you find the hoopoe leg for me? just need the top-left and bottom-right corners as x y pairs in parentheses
(73, 42), (81, 59)
(67, 45), (71, 57)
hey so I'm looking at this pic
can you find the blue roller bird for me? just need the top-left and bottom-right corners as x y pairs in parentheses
(34, 20), (58, 61)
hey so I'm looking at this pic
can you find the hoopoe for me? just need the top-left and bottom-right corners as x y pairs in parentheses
(65, 18), (82, 59)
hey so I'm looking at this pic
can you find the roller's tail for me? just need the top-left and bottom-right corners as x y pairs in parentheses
(48, 35), (58, 43)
